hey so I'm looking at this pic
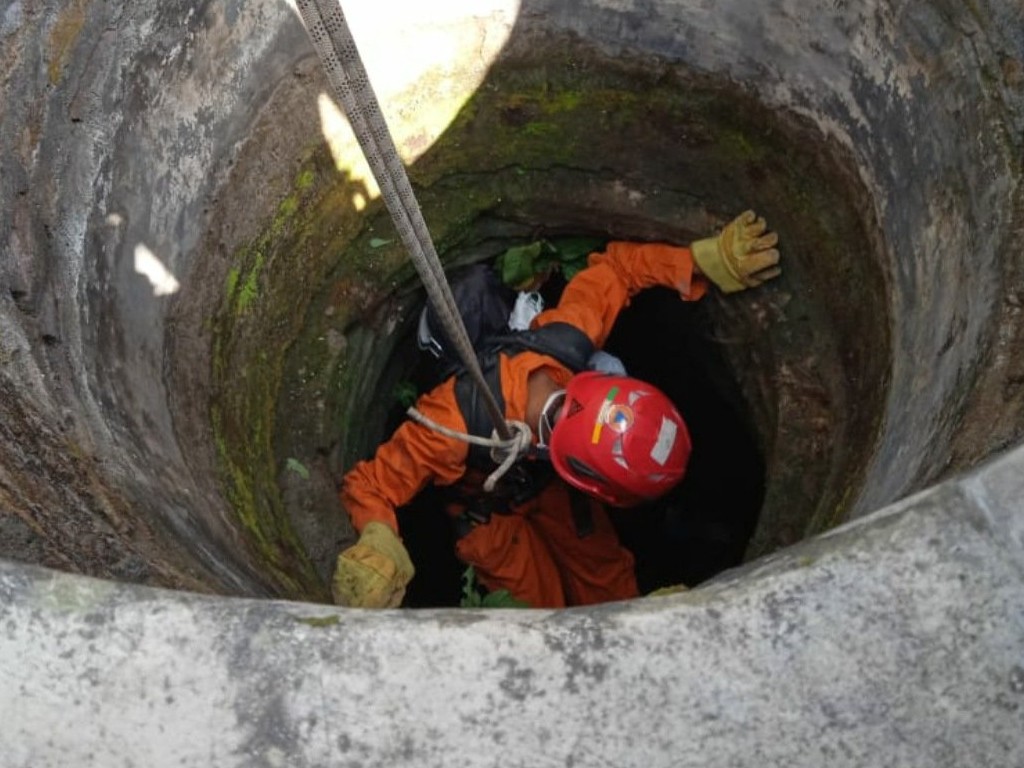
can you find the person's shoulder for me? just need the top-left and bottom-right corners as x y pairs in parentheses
(504, 350), (573, 384)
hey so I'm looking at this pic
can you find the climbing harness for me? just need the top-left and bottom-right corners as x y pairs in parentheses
(293, 0), (518, 468)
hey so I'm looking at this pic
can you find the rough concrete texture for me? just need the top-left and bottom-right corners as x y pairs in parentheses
(1, 0), (1024, 763)
(2, 444), (1023, 767)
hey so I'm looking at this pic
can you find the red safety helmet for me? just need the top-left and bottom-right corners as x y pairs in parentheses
(548, 372), (691, 508)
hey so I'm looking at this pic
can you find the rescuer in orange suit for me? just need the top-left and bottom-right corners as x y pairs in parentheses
(334, 211), (781, 608)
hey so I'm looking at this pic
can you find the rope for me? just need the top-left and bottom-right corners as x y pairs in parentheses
(406, 407), (533, 492)
(294, 0), (512, 442)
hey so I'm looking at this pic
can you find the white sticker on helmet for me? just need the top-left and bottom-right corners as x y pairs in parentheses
(650, 417), (677, 466)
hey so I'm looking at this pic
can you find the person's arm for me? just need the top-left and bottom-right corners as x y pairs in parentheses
(534, 210), (781, 346)
(341, 376), (469, 532)
(333, 378), (469, 607)
(533, 240), (708, 348)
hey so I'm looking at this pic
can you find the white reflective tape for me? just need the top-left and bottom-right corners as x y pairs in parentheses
(650, 417), (677, 466)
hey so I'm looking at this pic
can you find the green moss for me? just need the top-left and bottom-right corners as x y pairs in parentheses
(295, 169), (316, 190)
(210, 370), (317, 598)
(224, 266), (240, 299)
(278, 195), (300, 220)
(235, 251), (264, 312)
(522, 121), (560, 137)
(63, 437), (89, 462)
(544, 89), (584, 113)
(295, 614), (341, 627)
(207, 146), (368, 601)
(718, 129), (762, 161)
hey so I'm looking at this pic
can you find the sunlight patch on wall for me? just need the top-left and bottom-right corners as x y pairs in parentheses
(317, 92), (379, 201)
(290, 0), (519, 175)
(134, 243), (180, 297)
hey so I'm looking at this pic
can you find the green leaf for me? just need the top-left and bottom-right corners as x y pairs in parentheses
(459, 565), (529, 609)
(285, 457), (310, 480)
(496, 238), (604, 288)
(369, 237), (393, 248)
(480, 589), (530, 609)
(548, 236), (606, 261)
(394, 380), (419, 409)
(549, 236), (605, 280)
(559, 255), (590, 281)
(496, 241), (543, 288)
(460, 566), (483, 608)
(496, 240), (562, 288)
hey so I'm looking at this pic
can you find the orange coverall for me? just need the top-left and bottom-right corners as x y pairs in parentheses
(341, 242), (708, 607)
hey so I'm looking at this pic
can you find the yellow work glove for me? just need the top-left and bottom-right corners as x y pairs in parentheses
(332, 522), (415, 608)
(691, 210), (781, 293)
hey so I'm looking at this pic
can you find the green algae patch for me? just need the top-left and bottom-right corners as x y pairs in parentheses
(209, 149), (367, 600)
(224, 267), (241, 300)
(234, 250), (265, 313)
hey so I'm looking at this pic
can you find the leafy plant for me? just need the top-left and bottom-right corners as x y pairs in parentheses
(460, 566), (529, 609)
(495, 236), (606, 288)
(394, 380), (419, 409)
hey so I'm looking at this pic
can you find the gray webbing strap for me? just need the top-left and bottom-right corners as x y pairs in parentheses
(293, 0), (512, 441)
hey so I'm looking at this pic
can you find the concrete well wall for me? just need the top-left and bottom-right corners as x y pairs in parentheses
(1, 0), (1022, 764)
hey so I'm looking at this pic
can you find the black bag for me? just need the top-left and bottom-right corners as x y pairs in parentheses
(417, 263), (595, 461)
(417, 263), (516, 378)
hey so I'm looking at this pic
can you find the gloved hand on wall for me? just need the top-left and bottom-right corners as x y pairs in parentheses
(332, 522), (415, 608)
(691, 210), (781, 293)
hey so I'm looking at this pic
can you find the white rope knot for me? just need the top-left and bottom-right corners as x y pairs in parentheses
(484, 420), (533, 493)
(405, 409), (534, 493)
(404, 408), (534, 493)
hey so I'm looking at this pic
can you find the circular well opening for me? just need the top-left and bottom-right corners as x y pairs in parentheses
(201, 39), (890, 603)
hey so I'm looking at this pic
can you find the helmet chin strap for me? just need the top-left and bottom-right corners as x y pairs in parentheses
(537, 389), (567, 449)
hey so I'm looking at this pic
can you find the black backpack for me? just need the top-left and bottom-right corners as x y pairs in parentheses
(417, 263), (595, 468)
(417, 263), (517, 381)
(419, 263), (598, 537)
